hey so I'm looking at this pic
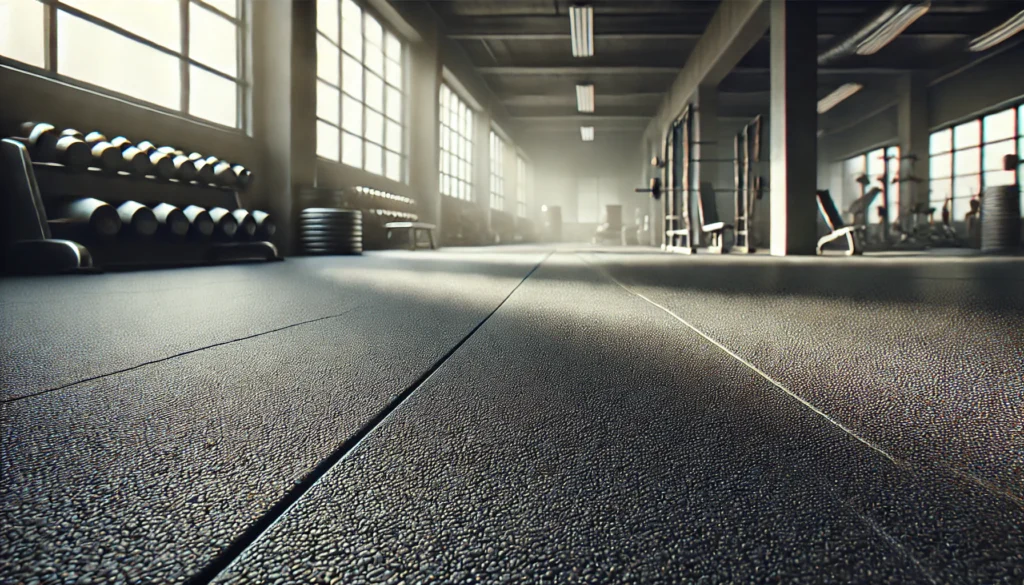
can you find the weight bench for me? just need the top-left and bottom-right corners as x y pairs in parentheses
(816, 189), (864, 255)
(385, 221), (436, 250)
(698, 182), (733, 253)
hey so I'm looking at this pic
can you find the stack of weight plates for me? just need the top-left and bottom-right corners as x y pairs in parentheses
(299, 208), (363, 255)
(980, 185), (1021, 254)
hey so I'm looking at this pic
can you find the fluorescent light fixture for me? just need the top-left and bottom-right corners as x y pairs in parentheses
(576, 84), (595, 113)
(580, 126), (595, 142)
(969, 10), (1024, 52)
(817, 83), (863, 114)
(570, 5), (594, 58)
(855, 3), (930, 55)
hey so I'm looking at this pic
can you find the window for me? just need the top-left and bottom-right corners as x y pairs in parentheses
(929, 104), (1024, 220)
(0, 0), (244, 128)
(439, 83), (474, 201)
(317, 0), (405, 182)
(842, 146), (898, 224)
(516, 156), (529, 217)
(489, 131), (505, 211)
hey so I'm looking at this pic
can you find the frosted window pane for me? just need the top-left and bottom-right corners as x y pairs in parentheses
(342, 54), (362, 98)
(317, 0), (338, 42)
(365, 109), (384, 144)
(342, 94), (362, 134)
(317, 81), (340, 125)
(365, 142), (383, 175)
(342, 131), (362, 167)
(386, 119), (401, 151)
(0, 0), (45, 67)
(63, 0), (179, 51)
(317, 35), (340, 85)
(190, 2), (237, 77)
(317, 121), (340, 161)
(190, 66), (236, 126)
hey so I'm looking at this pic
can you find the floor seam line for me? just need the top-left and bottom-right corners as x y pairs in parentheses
(2, 308), (366, 404)
(575, 253), (900, 465)
(187, 251), (552, 585)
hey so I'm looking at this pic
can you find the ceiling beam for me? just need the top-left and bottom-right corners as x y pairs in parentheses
(514, 115), (651, 123)
(450, 32), (971, 42)
(501, 93), (664, 107)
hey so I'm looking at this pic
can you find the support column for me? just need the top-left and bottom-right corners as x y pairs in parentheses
(897, 72), (930, 232)
(408, 29), (442, 232)
(769, 0), (818, 256)
(695, 85), (719, 241)
(475, 109), (493, 243)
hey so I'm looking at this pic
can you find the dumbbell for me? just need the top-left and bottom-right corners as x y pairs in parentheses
(156, 146), (199, 182)
(230, 209), (257, 239)
(51, 197), (122, 237)
(136, 140), (175, 180)
(19, 121), (59, 158)
(187, 152), (218, 184)
(194, 155), (236, 186)
(109, 136), (155, 176)
(251, 210), (276, 239)
(182, 205), (215, 238)
(232, 164), (253, 190)
(208, 207), (239, 239)
(152, 203), (190, 237)
(79, 131), (125, 172)
(115, 201), (158, 237)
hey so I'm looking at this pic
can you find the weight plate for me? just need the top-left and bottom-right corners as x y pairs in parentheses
(304, 248), (364, 255)
(299, 214), (363, 223)
(301, 207), (362, 215)
(300, 228), (364, 236)
(301, 239), (364, 247)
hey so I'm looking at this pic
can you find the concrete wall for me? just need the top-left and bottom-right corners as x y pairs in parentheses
(0, 0), (529, 254)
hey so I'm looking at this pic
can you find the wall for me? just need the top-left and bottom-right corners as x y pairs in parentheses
(0, 0), (531, 254)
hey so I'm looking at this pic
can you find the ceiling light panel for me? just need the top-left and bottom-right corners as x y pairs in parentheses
(817, 83), (864, 114)
(855, 3), (930, 56)
(969, 10), (1024, 52)
(576, 84), (595, 113)
(570, 5), (594, 58)
(581, 126), (595, 141)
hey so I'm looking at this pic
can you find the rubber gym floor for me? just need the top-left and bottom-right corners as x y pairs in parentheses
(1, 245), (1022, 584)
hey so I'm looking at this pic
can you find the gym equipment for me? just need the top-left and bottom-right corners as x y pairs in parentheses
(208, 207), (239, 239)
(78, 131), (124, 172)
(18, 126), (92, 171)
(541, 205), (563, 242)
(108, 136), (153, 175)
(733, 116), (765, 253)
(980, 185), (1021, 253)
(53, 198), (122, 237)
(206, 157), (236, 186)
(230, 209), (257, 238)
(152, 203), (190, 237)
(19, 122), (59, 157)
(157, 147), (199, 182)
(698, 182), (733, 253)
(816, 189), (864, 255)
(232, 165), (254, 190)
(251, 210), (276, 238)
(385, 222), (437, 250)
(594, 205), (625, 245)
(189, 152), (217, 184)
(182, 205), (216, 238)
(964, 198), (982, 249)
(300, 208), (364, 255)
(116, 201), (159, 237)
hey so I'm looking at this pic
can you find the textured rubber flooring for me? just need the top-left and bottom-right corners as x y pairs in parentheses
(2, 247), (1022, 584)
(0, 251), (546, 583)
(214, 253), (1023, 584)
(588, 252), (1024, 502)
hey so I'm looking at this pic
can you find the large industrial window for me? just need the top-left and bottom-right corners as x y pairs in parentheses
(516, 156), (529, 217)
(929, 103), (1024, 220)
(489, 131), (505, 211)
(0, 0), (245, 128)
(842, 146), (900, 223)
(316, 0), (405, 182)
(439, 83), (474, 201)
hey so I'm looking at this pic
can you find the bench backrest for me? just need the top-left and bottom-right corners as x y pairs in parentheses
(816, 189), (845, 231)
(698, 182), (720, 226)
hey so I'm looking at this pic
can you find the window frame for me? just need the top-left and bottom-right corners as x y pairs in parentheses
(439, 83), (475, 201)
(489, 130), (505, 211)
(315, 0), (406, 182)
(516, 155), (529, 217)
(0, 0), (248, 131)
(929, 102), (1024, 219)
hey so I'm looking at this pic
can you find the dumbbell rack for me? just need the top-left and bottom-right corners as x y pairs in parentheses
(0, 138), (280, 274)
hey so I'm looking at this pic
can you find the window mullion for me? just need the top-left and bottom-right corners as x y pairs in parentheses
(44, 2), (58, 72)
(180, 0), (190, 113)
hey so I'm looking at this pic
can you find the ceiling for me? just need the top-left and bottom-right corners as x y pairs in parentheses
(425, 0), (1024, 139)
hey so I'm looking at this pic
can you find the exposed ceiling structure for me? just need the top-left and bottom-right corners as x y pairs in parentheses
(426, 0), (1024, 140)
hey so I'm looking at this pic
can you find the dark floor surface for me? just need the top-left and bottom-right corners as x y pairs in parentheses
(1, 246), (1022, 584)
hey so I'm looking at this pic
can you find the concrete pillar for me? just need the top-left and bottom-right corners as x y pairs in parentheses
(769, 0), (818, 256)
(475, 109), (493, 241)
(408, 28), (442, 231)
(897, 72), (930, 231)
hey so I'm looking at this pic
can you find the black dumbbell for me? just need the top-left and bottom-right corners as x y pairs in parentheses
(116, 201), (158, 237)
(182, 205), (215, 238)
(230, 209), (257, 238)
(251, 210), (276, 239)
(52, 197), (122, 237)
(232, 164), (254, 190)
(79, 131), (124, 172)
(152, 203), (190, 237)
(134, 141), (174, 179)
(208, 207), (239, 239)
(156, 147), (198, 182)
(109, 136), (154, 176)
(188, 152), (217, 184)
(19, 121), (59, 159)
(206, 157), (236, 187)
